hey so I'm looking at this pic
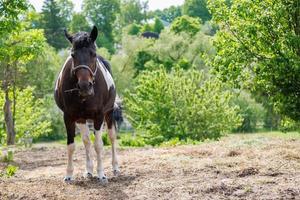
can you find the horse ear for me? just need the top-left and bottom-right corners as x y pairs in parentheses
(90, 26), (98, 42)
(64, 29), (73, 43)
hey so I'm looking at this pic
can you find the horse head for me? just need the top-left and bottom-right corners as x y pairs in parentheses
(64, 26), (98, 97)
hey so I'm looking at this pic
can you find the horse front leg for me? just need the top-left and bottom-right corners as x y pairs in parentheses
(94, 117), (108, 184)
(64, 114), (76, 182)
(77, 122), (93, 178)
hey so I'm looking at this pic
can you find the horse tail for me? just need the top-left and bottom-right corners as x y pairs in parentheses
(113, 94), (123, 130)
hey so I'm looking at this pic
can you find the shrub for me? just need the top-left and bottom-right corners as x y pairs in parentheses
(232, 92), (266, 133)
(171, 15), (201, 36)
(279, 117), (300, 133)
(119, 133), (146, 147)
(5, 165), (18, 177)
(124, 68), (241, 145)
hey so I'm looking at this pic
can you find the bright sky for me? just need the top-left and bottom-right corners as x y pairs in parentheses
(28, 0), (185, 12)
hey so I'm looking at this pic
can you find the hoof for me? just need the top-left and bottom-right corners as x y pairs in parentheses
(64, 176), (73, 182)
(113, 169), (121, 176)
(84, 172), (93, 179)
(97, 176), (108, 185)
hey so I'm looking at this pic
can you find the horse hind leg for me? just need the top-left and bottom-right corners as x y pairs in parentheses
(94, 118), (108, 184)
(106, 113), (120, 176)
(77, 122), (93, 178)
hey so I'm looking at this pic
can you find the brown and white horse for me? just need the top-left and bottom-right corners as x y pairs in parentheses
(54, 26), (120, 184)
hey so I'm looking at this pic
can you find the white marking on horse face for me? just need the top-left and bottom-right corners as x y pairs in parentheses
(97, 59), (115, 90)
(55, 56), (72, 91)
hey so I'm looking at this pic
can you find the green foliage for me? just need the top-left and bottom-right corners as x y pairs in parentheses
(83, 0), (120, 52)
(5, 165), (18, 177)
(119, 133), (145, 147)
(21, 44), (62, 96)
(124, 68), (241, 144)
(139, 30), (214, 72)
(110, 35), (153, 94)
(171, 15), (201, 36)
(0, 28), (46, 65)
(39, 0), (69, 50)
(150, 6), (182, 23)
(57, 0), (74, 24)
(37, 95), (65, 141)
(120, 0), (146, 26)
(0, 0), (28, 37)
(153, 18), (164, 34)
(208, 0), (300, 121)
(233, 92), (266, 133)
(141, 23), (153, 33)
(101, 132), (111, 146)
(183, 0), (212, 22)
(279, 117), (300, 133)
(0, 87), (52, 142)
(126, 23), (142, 35)
(70, 13), (90, 33)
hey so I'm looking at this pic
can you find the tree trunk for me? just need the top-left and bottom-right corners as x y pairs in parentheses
(4, 89), (15, 145)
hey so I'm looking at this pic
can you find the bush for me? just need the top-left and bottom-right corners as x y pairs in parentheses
(279, 117), (300, 133)
(232, 92), (266, 133)
(126, 23), (141, 35)
(119, 133), (146, 147)
(124, 68), (241, 145)
(171, 15), (201, 36)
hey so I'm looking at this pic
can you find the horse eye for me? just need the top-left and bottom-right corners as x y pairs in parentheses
(90, 51), (96, 57)
(71, 53), (75, 58)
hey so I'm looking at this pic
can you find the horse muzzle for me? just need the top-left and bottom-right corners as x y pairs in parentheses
(78, 81), (94, 97)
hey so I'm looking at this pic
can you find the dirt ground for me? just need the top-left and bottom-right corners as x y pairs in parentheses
(0, 133), (299, 200)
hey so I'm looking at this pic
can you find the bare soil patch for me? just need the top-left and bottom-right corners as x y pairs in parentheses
(0, 133), (300, 200)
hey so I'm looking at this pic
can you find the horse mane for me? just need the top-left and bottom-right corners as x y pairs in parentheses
(72, 32), (96, 50)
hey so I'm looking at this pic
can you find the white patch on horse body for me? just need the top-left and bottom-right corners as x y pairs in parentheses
(55, 56), (72, 91)
(97, 59), (115, 90)
(66, 143), (75, 179)
(77, 123), (93, 175)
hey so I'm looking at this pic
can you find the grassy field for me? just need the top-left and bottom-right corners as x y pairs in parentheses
(0, 131), (299, 199)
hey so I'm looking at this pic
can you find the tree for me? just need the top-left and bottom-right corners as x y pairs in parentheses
(0, 3), (47, 145)
(120, 0), (146, 26)
(170, 15), (201, 36)
(0, 87), (52, 142)
(183, 0), (211, 22)
(153, 18), (164, 34)
(70, 13), (90, 33)
(0, 0), (28, 37)
(57, 0), (74, 24)
(151, 6), (182, 23)
(208, 0), (300, 121)
(83, 0), (120, 52)
(0, 29), (46, 145)
(39, 0), (68, 50)
(126, 23), (142, 35)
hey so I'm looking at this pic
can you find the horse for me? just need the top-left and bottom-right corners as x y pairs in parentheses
(54, 26), (120, 184)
